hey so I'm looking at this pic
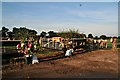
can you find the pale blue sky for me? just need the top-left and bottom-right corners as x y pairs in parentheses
(2, 2), (118, 37)
(1, 0), (119, 2)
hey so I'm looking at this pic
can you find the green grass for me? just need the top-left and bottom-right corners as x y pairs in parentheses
(107, 39), (120, 48)
(2, 46), (16, 49)
(117, 39), (120, 48)
(107, 42), (112, 48)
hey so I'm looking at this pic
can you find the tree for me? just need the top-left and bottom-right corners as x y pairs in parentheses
(94, 36), (99, 39)
(118, 36), (120, 39)
(12, 27), (37, 40)
(58, 29), (86, 39)
(88, 34), (93, 38)
(12, 27), (21, 39)
(40, 31), (46, 38)
(13, 27), (19, 33)
(15, 27), (28, 39)
(48, 31), (57, 38)
(100, 35), (107, 40)
(7, 31), (14, 40)
(2, 27), (9, 37)
(28, 29), (37, 37)
(79, 34), (86, 38)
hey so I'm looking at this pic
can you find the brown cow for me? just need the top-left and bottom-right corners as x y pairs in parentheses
(97, 39), (108, 49)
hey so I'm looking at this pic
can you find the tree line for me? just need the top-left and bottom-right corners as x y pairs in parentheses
(1, 26), (119, 40)
(1, 27), (37, 40)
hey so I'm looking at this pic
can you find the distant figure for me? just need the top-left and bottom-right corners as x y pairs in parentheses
(62, 45), (67, 54)
(32, 54), (39, 64)
(27, 41), (39, 64)
(65, 46), (74, 57)
(16, 43), (21, 50)
(86, 38), (94, 51)
(111, 37), (117, 49)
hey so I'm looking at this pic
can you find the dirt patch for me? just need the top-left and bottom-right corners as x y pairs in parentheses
(2, 49), (119, 78)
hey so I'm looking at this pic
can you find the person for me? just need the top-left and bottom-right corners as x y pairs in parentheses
(24, 45), (32, 64)
(16, 43), (21, 53)
(65, 46), (74, 57)
(16, 40), (25, 54)
(26, 41), (34, 64)
(32, 54), (39, 64)
(16, 43), (21, 50)
(33, 40), (38, 52)
(62, 45), (67, 54)
(112, 37), (117, 49)
(17, 39), (39, 64)
(31, 40), (39, 64)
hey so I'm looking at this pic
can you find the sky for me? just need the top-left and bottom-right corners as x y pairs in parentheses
(2, 2), (118, 37)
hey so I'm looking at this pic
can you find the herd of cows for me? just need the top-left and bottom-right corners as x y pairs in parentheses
(41, 37), (117, 51)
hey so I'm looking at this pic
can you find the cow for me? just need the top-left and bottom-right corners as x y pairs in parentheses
(86, 38), (94, 51)
(97, 39), (108, 49)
